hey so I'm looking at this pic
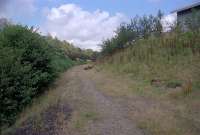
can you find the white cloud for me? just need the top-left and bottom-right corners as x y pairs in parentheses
(42, 4), (127, 50)
(162, 13), (177, 31)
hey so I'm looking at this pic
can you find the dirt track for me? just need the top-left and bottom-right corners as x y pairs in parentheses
(9, 65), (144, 135)
(8, 65), (200, 135)
(67, 66), (143, 135)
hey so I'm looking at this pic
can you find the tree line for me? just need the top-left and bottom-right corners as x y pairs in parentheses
(100, 10), (200, 56)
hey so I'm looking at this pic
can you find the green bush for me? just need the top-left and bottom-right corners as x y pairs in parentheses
(0, 25), (74, 127)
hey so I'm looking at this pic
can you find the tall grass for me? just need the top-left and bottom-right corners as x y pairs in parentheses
(102, 31), (200, 90)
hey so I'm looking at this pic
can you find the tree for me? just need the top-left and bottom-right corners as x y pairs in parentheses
(154, 10), (164, 36)
(100, 10), (165, 55)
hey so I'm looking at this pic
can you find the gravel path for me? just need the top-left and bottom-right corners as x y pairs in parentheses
(7, 65), (144, 135)
(65, 66), (143, 135)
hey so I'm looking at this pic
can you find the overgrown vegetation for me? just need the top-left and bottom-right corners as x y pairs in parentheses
(101, 10), (163, 55)
(0, 24), (94, 129)
(45, 36), (98, 62)
(98, 11), (200, 135)
(99, 10), (200, 92)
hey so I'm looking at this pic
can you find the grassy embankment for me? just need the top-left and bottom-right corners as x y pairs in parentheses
(99, 31), (200, 135)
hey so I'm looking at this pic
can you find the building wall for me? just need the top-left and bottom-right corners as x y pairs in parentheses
(177, 6), (200, 31)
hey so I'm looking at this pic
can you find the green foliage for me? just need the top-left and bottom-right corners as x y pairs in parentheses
(45, 36), (98, 61)
(0, 24), (91, 128)
(101, 10), (164, 55)
(99, 10), (200, 93)
(0, 25), (52, 127)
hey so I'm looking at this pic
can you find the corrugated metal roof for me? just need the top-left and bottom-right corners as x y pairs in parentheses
(172, 1), (200, 13)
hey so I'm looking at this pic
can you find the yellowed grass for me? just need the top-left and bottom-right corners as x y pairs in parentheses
(91, 66), (200, 135)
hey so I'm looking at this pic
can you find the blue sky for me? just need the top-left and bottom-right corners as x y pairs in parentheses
(0, 0), (198, 50)
(37, 0), (195, 14)
(27, 0), (196, 26)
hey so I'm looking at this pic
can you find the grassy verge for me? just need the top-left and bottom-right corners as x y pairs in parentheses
(93, 65), (200, 135)
(97, 31), (200, 134)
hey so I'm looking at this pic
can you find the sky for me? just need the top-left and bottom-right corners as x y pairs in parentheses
(0, 0), (198, 50)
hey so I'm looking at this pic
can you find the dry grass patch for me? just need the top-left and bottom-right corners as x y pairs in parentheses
(92, 66), (200, 135)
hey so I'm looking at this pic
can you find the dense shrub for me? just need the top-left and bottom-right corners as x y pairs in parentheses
(0, 25), (52, 126)
(0, 25), (75, 127)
